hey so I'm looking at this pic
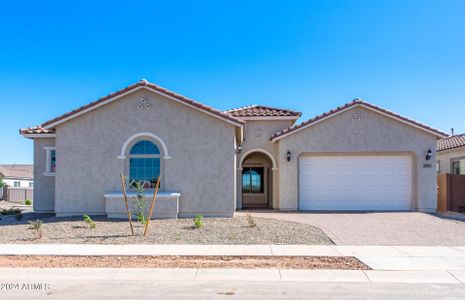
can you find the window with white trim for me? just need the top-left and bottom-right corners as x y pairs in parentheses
(128, 140), (161, 189)
(452, 158), (465, 175)
(13, 181), (20, 187)
(44, 147), (56, 175)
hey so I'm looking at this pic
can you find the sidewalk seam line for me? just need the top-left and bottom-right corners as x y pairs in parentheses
(392, 246), (412, 257)
(362, 270), (372, 282)
(330, 245), (344, 256)
(447, 270), (463, 284)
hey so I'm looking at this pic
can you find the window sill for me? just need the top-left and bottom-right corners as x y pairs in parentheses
(43, 172), (56, 177)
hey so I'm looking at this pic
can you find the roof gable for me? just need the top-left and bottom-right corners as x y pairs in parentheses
(22, 80), (244, 136)
(437, 134), (465, 152)
(271, 100), (448, 142)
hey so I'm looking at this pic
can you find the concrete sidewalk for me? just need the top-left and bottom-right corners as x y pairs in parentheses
(0, 267), (465, 284)
(2, 244), (465, 258)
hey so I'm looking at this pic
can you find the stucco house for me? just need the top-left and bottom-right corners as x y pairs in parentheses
(437, 133), (465, 175)
(0, 164), (33, 188)
(21, 80), (447, 217)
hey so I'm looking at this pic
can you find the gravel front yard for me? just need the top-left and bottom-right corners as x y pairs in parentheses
(0, 214), (333, 245)
(0, 255), (366, 269)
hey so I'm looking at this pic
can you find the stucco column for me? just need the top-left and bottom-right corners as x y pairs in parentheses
(272, 168), (279, 209)
(236, 168), (243, 210)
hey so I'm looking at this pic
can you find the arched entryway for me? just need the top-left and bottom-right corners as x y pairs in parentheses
(240, 151), (275, 209)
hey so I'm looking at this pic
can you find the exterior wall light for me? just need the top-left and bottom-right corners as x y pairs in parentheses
(426, 148), (432, 161)
(236, 143), (243, 154)
(287, 150), (291, 162)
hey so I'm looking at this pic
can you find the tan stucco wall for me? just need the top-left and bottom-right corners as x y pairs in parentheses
(33, 138), (55, 212)
(54, 88), (237, 217)
(437, 146), (465, 174)
(276, 106), (438, 212)
(236, 119), (294, 209)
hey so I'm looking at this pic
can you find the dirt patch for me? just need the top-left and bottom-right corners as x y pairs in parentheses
(0, 255), (369, 270)
(0, 215), (333, 245)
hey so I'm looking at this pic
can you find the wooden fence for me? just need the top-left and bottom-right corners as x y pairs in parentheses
(1, 187), (33, 203)
(437, 174), (465, 213)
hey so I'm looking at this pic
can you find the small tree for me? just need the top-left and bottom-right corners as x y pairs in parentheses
(133, 181), (148, 225)
(0, 176), (4, 188)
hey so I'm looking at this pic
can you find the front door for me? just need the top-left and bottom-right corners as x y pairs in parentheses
(242, 167), (268, 208)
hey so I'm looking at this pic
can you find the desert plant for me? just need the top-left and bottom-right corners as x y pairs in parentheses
(133, 181), (148, 225)
(25, 199), (32, 205)
(246, 213), (257, 228)
(83, 214), (96, 229)
(28, 219), (43, 239)
(193, 214), (203, 228)
(0, 208), (22, 215)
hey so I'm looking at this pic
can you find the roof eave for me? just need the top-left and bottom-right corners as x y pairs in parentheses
(239, 116), (300, 121)
(21, 133), (56, 139)
(437, 144), (465, 153)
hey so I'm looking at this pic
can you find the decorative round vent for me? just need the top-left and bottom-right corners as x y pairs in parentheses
(137, 98), (151, 110)
(352, 110), (366, 121)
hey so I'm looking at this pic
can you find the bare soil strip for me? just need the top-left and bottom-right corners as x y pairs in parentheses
(0, 255), (369, 270)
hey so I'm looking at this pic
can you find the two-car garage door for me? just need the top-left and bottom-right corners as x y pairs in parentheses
(299, 155), (412, 211)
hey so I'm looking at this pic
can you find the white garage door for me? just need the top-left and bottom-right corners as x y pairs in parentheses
(299, 156), (412, 211)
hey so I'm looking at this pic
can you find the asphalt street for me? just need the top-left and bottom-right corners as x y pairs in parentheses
(2, 279), (465, 299)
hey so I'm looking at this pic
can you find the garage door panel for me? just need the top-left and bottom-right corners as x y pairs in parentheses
(299, 156), (412, 211)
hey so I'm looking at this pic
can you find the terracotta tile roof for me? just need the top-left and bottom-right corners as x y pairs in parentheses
(19, 126), (55, 135)
(22, 80), (243, 135)
(224, 105), (301, 118)
(0, 164), (33, 180)
(271, 99), (448, 141)
(437, 134), (465, 152)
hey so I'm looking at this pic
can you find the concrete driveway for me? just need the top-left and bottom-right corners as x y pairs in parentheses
(239, 211), (465, 246)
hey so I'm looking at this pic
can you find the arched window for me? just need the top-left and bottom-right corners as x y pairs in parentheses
(129, 140), (161, 189)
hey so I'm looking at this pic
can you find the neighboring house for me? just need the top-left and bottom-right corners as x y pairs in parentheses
(0, 164), (34, 188)
(20, 80), (447, 217)
(437, 134), (465, 175)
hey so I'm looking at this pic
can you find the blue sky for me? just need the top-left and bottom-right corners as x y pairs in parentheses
(1, 0), (464, 164)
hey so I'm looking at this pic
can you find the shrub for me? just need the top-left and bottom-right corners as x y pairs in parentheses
(15, 212), (23, 221)
(28, 219), (43, 239)
(83, 214), (96, 229)
(194, 214), (203, 228)
(25, 199), (32, 205)
(0, 208), (21, 215)
(246, 213), (257, 228)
